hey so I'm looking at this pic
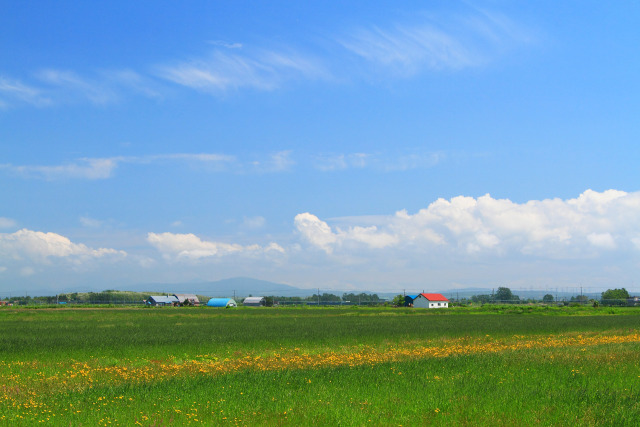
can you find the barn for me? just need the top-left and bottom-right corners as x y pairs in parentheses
(147, 295), (179, 306)
(174, 294), (200, 306)
(243, 296), (266, 307)
(413, 293), (449, 308)
(206, 298), (237, 308)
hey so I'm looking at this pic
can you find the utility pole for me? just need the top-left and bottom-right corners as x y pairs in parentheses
(317, 288), (320, 306)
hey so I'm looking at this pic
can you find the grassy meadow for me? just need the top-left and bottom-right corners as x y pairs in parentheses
(1, 306), (639, 425)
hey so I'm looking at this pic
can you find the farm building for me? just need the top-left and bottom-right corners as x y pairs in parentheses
(207, 298), (237, 308)
(174, 294), (200, 306)
(243, 296), (266, 307)
(413, 293), (449, 308)
(147, 295), (179, 306)
(404, 295), (419, 307)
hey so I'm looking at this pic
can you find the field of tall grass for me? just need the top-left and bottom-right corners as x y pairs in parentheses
(1, 306), (639, 425)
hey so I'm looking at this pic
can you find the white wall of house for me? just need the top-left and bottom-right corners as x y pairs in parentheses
(413, 296), (448, 308)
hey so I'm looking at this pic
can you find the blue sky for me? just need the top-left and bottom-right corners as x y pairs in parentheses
(1, 1), (640, 295)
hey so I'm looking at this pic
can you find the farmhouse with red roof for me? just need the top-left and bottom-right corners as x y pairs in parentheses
(413, 293), (449, 309)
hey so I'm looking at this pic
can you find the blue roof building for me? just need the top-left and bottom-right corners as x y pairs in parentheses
(404, 295), (419, 307)
(147, 295), (179, 306)
(207, 298), (237, 308)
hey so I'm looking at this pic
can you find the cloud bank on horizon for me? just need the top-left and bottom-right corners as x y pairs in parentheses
(1, 190), (639, 292)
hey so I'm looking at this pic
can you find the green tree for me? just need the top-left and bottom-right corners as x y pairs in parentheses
(601, 288), (629, 306)
(391, 294), (405, 307)
(494, 287), (519, 303)
(542, 294), (554, 303)
(471, 294), (492, 304)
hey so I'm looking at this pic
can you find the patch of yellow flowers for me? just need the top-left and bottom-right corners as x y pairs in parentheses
(1, 331), (639, 404)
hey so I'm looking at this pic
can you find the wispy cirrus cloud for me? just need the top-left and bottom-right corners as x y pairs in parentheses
(1, 149), (449, 180)
(313, 151), (444, 172)
(0, 158), (120, 180)
(2, 7), (533, 108)
(156, 46), (327, 93)
(0, 69), (161, 109)
(36, 69), (162, 105)
(0, 151), (289, 180)
(339, 9), (533, 77)
(250, 150), (295, 172)
(0, 76), (52, 108)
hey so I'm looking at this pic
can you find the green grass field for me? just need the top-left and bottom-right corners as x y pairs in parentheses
(1, 306), (639, 425)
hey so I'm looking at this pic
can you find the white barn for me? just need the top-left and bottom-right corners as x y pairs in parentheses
(243, 296), (266, 307)
(174, 294), (200, 306)
(413, 293), (449, 309)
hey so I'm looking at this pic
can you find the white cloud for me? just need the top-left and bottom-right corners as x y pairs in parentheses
(147, 232), (284, 260)
(0, 229), (126, 263)
(339, 9), (533, 77)
(157, 47), (326, 93)
(0, 76), (52, 108)
(207, 40), (243, 49)
(587, 232), (616, 249)
(314, 151), (444, 172)
(0, 153), (236, 180)
(314, 153), (370, 171)
(296, 190), (640, 259)
(37, 69), (120, 105)
(251, 150), (295, 172)
(294, 213), (398, 254)
(1, 158), (119, 180)
(341, 24), (479, 76)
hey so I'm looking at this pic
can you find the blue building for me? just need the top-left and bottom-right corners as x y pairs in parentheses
(147, 295), (179, 306)
(404, 295), (419, 307)
(206, 298), (237, 308)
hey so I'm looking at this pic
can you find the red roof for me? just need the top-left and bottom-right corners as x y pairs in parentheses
(420, 293), (449, 302)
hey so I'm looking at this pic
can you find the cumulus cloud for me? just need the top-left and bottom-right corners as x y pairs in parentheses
(295, 190), (640, 259)
(147, 232), (284, 260)
(0, 229), (126, 262)
(295, 213), (398, 254)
